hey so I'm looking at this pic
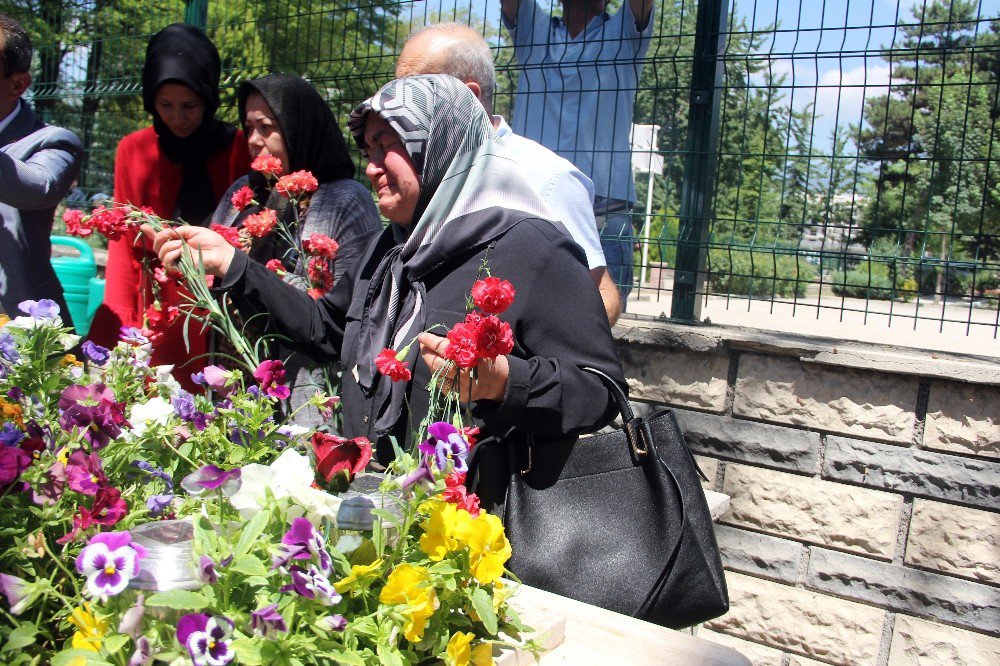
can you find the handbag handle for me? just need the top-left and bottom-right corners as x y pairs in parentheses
(581, 366), (651, 461)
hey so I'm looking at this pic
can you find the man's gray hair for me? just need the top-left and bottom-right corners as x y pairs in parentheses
(408, 23), (496, 112)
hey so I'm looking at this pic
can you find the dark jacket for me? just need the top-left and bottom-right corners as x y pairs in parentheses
(220, 211), (625, 482)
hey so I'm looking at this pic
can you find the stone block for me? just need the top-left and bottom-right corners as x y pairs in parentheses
(786, 656), (834, 666)
(694, 454), (719, 489)
(905, 499), (1000, 585)
(925, 381), (1000, 459)
(705, 572), (884, 664)
(824, 436), (1000, 510)
(676, 408), (820, 473)
(806, 547), (1000, 633)
(697, 628), (784, 666)
(715, 524), (804, 584)
(733, 354), (917, 442)
(888, 615), (1000, 666)
(619, 345), (729, 412)
(722, 464), (903, 559)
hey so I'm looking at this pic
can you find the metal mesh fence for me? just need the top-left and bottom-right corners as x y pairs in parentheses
(5, 0), (999, 347)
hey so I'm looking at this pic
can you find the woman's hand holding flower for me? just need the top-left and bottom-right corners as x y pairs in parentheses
(142, 224), (236, 277)
(417, 332), (508, 402)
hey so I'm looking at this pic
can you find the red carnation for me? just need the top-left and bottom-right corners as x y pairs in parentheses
(306, 288), (324, 300)
(445, 321), (480, 369)
(441, 472), (481, 516)
(303, 233), (339, 259)
(231, 185), (255, 211)
(471, 276), (516, 314)
(474, 315), (514, 360)
(210, 224), (243, 249)
(243, 209), (278, 238)
(251, 154), (284, 177)
(265, 259), (286, 275)
(375, 348), (412, 382)
(145, 304), (179, 332)
(89, 205), (131, 241)
(275, 170), (319, 198)
(311, 432), (372, 491)
(63, 209), (92, 237)
(307, 257), (334, 293)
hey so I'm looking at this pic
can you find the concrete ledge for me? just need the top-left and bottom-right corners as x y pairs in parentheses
(613, 319), (1000, 385)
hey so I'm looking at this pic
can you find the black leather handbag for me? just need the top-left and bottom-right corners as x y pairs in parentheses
(494, 366), (729, 629)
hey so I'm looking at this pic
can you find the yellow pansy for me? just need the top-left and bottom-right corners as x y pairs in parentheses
(60, 354), (83, 368)
(445, 631), (474, 666)
(419, 499), (472, 561)
(333, 557), (383, 594)
(471, 642), (494, 666)
(0, 314), (8, 327)
(56, 447), (71, 465)
(456, 513), (511, 585)
(67, 603), (107, 651)
(492, 579), (510, 614)
(379, 563), (438, 642)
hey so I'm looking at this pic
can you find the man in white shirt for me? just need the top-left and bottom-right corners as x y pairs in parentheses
(395, 23), (622, 324)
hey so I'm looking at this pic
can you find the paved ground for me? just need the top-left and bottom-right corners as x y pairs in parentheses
(625, 284), (1000, 359)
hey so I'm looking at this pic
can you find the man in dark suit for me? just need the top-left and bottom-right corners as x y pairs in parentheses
(0, 13), (83, 324)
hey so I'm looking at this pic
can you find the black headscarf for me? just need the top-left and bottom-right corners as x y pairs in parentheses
(233, 73), (357, 248)
(142, 23), (236, 226)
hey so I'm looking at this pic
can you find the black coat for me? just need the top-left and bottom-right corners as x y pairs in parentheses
(220, 213), (625, 479)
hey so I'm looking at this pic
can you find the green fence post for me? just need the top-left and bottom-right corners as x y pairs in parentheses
(184, 0), (208, 29)
(670, 0), (728, 321)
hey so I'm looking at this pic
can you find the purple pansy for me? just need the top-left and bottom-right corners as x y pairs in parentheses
(252, 360), (291, 400)
(0, 445), (32, 486)
(66, 450), (108, 496)
(197, 555), (219, 585)
(0, 332), (17, 363)
(81, 340), (110, 366)
(272, 518), (332, 574)
(171, 391), (196, 421)
(400, 455), (435, 491)
(75, 531), (147, 600)
(131, 460), (173, 489)
(118, 593), (145, 637)
(201, 365), (239, 397)
(318, 614), (348, 632)
(418, 421), (470, 474)
(146, 494), (174, 516)
(177, 614), (235, 666)
(250, 603), (288, 637)
(119, 327), (149, 346)
(58, 383), (129, 449)
(129, 635), (153, 666)
(180, 465), (241, 497)
(0, 573), (34, 614)
(283, 565), (341, 606)
(18, 299), (60, 319)
(0, 422), (24, 447)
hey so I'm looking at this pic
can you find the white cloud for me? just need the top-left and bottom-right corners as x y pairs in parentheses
(814, 64), (893, 124)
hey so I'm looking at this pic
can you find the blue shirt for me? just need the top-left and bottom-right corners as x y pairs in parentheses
(505, 0), (653, 204)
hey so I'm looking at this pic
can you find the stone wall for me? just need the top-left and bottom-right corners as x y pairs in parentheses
(614, 319), (1000, 666)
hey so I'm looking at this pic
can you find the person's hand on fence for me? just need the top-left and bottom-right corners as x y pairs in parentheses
(142, 224), (236, 277)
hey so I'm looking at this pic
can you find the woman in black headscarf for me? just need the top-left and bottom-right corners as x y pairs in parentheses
(147, 75), (623, 503)
(211, 73), (382, 425)
(89, 23), (251, 390)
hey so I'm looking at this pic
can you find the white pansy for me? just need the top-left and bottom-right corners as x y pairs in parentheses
(128, 397), (174, 437)
(152, 365), (181, 394)
(5, 316), (61, 330)
(228, 449), (341, 524)
(59, 333), (81, 350)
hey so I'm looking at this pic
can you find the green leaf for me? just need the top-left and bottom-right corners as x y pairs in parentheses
(315, 650), (368, 666)
(145, 589), (211, 610)
(348, 539), (378, 566)
(229, 554), (268, 577)
(1, 625), (37, 652)
(471, 587), (498, 635)
(231, 638), (264, 665)
(376, 643), (404, 666)
(51, 650), (115, 666)
(102, 633), (129, 654)
(234, 509), (270, 558)
(348, 615), (380, 638)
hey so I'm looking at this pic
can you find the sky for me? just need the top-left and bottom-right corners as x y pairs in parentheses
(407, 0), (1000, 149)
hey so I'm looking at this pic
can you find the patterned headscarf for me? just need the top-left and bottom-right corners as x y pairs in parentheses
(345, 75), (551, 440)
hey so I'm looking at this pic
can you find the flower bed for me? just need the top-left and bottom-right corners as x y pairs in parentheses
(0, 301), (523, 665)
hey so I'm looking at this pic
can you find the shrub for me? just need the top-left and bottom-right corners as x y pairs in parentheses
(830, 260), (899, 300)
(707, 248), (815, 298)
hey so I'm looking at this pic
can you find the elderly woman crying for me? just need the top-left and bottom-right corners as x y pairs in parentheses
(144, 74), (624, 510)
